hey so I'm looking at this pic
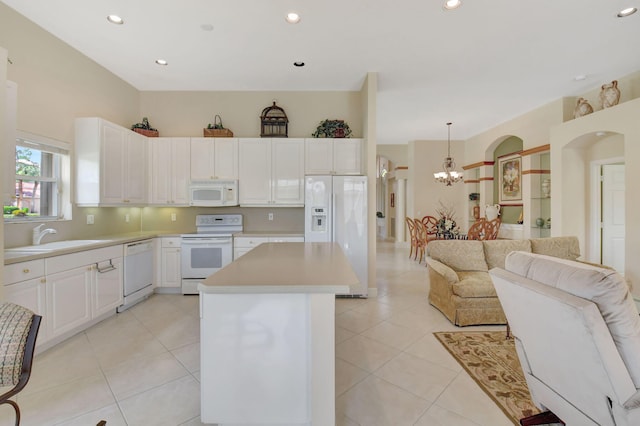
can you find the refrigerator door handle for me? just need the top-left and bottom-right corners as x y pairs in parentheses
(332, 193), (336, 242)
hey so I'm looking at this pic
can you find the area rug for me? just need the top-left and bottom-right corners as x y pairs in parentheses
(434, 331), (539, 425)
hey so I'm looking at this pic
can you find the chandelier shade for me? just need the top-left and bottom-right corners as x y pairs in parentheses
(434, 122), (464, 186)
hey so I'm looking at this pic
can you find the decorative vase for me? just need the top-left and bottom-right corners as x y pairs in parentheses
(541, 178), (551, 198)
(574, 98), (593, 118)
(535, 217), (545, 227)
(485, 204), (501, 221)
(600, 80), (620, 109)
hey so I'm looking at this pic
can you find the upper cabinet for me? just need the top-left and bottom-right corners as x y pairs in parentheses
(76, 118), (148, 206)
(239, 138), (305, 206)
(305, 138), (362, 175)
(190, 137), (238, 181)
(149, 137), (191, 205)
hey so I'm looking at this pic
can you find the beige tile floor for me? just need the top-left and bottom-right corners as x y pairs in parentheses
(0, 241), (511, 426)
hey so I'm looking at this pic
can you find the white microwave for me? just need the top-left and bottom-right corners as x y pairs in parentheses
(189, 180), (239, 207)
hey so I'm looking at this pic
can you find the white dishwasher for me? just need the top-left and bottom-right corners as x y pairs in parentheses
(118, 239), (154, 312)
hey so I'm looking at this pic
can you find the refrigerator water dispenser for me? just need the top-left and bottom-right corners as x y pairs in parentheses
(311, 207), (327, 232)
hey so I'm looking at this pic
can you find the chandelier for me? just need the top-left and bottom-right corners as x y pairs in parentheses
(434, 122), (464, 186)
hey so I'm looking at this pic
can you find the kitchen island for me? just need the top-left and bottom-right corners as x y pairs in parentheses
(199, 242), (358, 426)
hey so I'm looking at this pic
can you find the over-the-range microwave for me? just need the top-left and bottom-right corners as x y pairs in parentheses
(189, 180), (239, 207)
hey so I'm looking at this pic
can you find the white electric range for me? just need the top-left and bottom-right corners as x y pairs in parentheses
(180, 214), (243, 294)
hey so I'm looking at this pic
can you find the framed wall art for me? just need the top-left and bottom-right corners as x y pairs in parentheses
(498, 153), (522, 205)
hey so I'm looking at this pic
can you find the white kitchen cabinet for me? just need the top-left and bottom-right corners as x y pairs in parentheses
(159, 237), (181, 288)
(305, 138), (362, 175)
(3, 259), (49, 346)
(46, 265), (93, 339)
(190, 137), (238, 181)
(93, 257), (124, 317)
(233, 236), (304, 260)
(149, 137), (191, 205)
(75, 117), (148, 206)
(239, 138), (304, 206)
(45, 245), (123, 341)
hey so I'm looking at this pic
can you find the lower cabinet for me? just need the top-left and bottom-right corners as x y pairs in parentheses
(2, 245), (124, 351)
(4, 270), (50, 346)
(46, 266), (93, 339)
(233, 236), (304, 260)
(158, 237), (181, 289)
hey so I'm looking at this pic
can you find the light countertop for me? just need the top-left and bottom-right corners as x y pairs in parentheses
(4, 231), (166, 265)
(233, 232), (304, 238)
(200, 242), (355, 294)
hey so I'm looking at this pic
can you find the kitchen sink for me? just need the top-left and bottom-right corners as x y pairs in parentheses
(5, 239), (108, 252)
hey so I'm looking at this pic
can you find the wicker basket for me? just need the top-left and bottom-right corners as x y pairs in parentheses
(133, 128), (159, 137)
(203, 128), (234, 137)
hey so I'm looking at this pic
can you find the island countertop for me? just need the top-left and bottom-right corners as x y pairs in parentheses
(199, 242), (356, 294)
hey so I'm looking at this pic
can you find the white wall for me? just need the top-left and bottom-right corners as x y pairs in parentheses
(0, 46), (7, 294)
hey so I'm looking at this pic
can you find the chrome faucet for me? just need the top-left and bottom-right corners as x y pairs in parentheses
(32, 224), (57, 245)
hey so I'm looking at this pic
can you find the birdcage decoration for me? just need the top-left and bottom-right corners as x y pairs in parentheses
(260, 101), (289, 138)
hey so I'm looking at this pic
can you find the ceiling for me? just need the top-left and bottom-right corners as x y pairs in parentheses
(3, 0), (640, 144)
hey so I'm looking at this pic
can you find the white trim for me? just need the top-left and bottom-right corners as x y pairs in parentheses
(16, 130), (70, 153)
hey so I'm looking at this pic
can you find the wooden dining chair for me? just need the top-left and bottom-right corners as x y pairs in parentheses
(414, 219), (427, 263)
(421, 215), (438, 247)
(0, 302), (42, 426)
(485, 218), (501, 240)
(405, 217), (417, 259)
(466, 219), (487, 240)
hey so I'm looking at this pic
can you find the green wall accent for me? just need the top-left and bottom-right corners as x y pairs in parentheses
(494, 137), (523, 224)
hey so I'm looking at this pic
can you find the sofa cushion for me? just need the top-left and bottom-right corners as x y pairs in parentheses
(428, 240), (488, 272)
(483, 239), (532, 270)
(452, 272), (497, 297)
(505, 251), (640, 388)
(530, 236), (580, 260)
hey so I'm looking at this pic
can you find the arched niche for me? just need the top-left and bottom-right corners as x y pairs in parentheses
(492, 136), (523, 224)
(550, 97), (640, 295)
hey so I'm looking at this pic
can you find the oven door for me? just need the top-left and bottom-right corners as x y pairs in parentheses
(181, 237), (233, 279)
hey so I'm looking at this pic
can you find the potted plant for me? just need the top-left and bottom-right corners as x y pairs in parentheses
(311, 119), (352, 138)
(131, 117), (159, 137)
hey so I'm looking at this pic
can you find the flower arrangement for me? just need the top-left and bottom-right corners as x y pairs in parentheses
(435, 201), (460, 237)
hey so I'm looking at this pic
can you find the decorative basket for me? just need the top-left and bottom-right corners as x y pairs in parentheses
(204, 115), (234, 137)
(203, 128), (233, 137)
(133, 128), (159, 137)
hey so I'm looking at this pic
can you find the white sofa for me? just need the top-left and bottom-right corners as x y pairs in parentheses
(490, 251), (640, 426)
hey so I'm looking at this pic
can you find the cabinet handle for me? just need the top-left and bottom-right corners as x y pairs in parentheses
(40, 278), (46, 284)
(23, 268), (30, 274)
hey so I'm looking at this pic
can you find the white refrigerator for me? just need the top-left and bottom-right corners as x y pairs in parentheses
(305, 176), (368, 296)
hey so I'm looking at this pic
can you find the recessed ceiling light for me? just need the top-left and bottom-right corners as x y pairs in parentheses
(293, 62), (305, 67)
(286, 12), (301, 24)
(443, 0), (462, 10)
(107, 15), (124, 25)
(155, 59), (168, 66)
(596, 131), (607, 137)
(617, 7), (637, 17)
(573, 74), (588, 81)
(200, 24), (214, 31)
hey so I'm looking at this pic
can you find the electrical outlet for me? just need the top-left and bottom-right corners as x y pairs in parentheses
(125, 214), (130, 223)
(171, 213), (177, 222)
(86, 214), (94, 225)
(268, 213), (274, 221)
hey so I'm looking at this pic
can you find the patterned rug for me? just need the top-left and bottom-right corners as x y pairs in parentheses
(434, 331), (540, 425)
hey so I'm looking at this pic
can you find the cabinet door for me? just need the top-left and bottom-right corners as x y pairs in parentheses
(4, 277), (49, 345)
(190, 137), (215, 181)
(272, 139), (304, 205)
(47, 266), (92, 339)
(100, 122), (126, 204)
(125, 131), (148, 204)
(239, 138), (271, 205)
(93, 257), (123, 317)
(161, 247), (182, 288)
(214, 138), (239, 180)
(149, 137), (172, 204)
(172, 138), (191, 205)
(305, 139), (333, 175)
(333, 138), (362, 175)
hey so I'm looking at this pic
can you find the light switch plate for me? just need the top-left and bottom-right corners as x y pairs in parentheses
(87, 214), (94, 225)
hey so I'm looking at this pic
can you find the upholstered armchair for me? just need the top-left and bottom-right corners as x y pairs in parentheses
(490, 251), (640, 426)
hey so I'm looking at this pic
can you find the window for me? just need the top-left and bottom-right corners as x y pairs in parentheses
(3, 132), (71, 221)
